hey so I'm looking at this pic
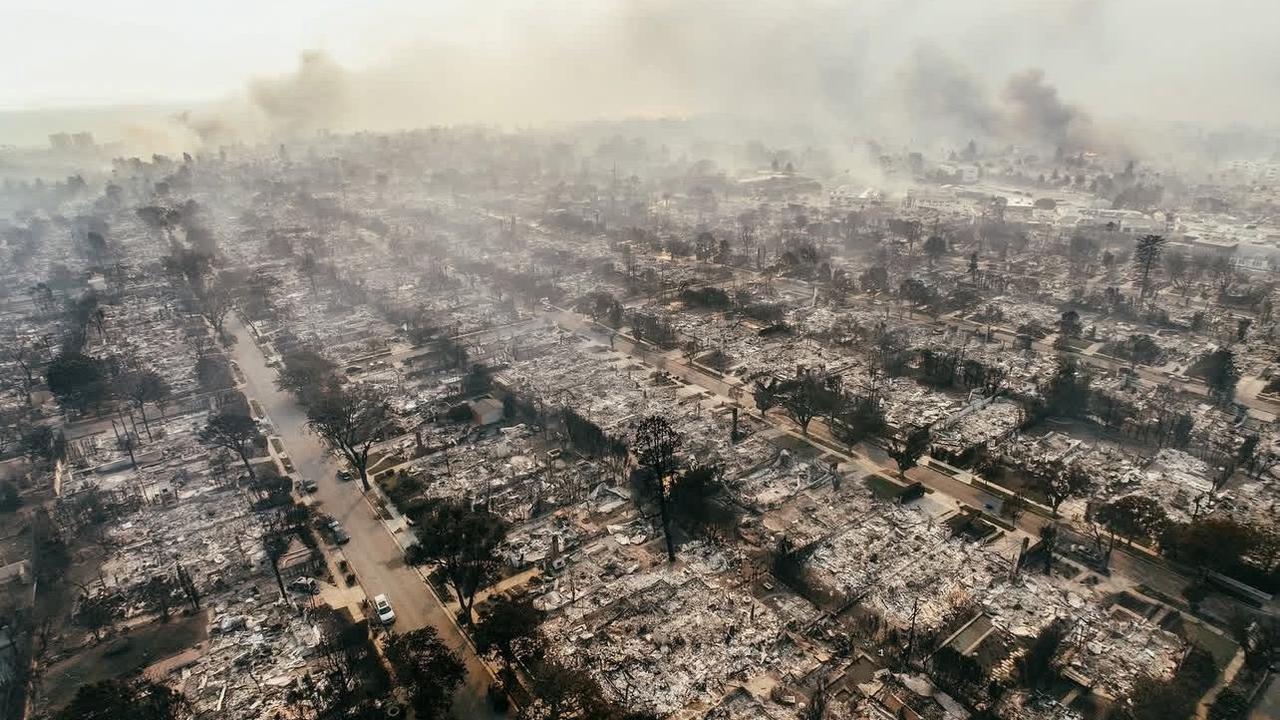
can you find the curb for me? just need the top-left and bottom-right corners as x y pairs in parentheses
(356, 484), (502, 688)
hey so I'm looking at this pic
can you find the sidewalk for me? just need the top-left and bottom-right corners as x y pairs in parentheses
(1196, 649), (1246, 719)
(356, 477), (503, 686)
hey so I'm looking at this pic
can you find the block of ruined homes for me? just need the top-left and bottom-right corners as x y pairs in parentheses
(276, 537), (322, 581)
(467, 396), (505, 425)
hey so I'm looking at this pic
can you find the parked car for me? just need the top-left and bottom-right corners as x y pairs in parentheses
(299, 477), (318, 493)
(373, 594), (396, 624)
(336, 470), (353, 482)
(328, 520), (351, 545)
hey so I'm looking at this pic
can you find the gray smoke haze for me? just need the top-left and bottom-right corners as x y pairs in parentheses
(167, 51), (351, 148)
(174, 110), (237, 147)
(247, 51), (350, 137)
(1003, 69), (1091, 151)
(105, 0), (1277, 165)
(891, 55), (1098, 153)
(892, 45), (1001, 149)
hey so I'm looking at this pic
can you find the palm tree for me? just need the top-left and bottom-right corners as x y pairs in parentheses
(1132, 234), (1166, 301)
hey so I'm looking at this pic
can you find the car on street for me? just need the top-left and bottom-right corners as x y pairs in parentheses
(328, 520), (351, 545)
(373, 594), (396, 624)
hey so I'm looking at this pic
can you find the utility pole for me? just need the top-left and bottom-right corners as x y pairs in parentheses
(904, 595), (921, 669)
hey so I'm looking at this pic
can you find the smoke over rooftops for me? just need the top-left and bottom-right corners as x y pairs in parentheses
(248, 51), (351, 137)
(47, 0), (1275, 165)
(1003, 69), (1091, 151)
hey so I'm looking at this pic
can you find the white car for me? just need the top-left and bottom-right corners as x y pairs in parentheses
(373, 594), (396, 624)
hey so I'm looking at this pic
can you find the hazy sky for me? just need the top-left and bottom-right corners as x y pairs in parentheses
(2, 0), (475, 109)
(4, 0), (1279, 151)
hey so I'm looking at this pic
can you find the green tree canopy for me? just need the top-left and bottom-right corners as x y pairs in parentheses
(474, 596), (544, 672)
(384, 627), (465, 720)
(47, 352), (110, 412)
(405, 500), (508, 623)
(57, 677), (191, 720)
(304, 384), (392, 491)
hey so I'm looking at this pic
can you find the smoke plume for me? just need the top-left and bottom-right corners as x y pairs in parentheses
(39, 0), (1275, 167)
(1003, 69), (1091, 150)
(247, 51), (350, 137)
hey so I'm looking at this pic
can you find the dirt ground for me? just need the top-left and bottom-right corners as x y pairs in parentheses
(37, 609), (209, 711)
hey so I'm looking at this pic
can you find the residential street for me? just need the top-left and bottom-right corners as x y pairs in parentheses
(11, 28), (1280, 719)
(542, 308), (1228, 611)
(227, 316), (501, 719)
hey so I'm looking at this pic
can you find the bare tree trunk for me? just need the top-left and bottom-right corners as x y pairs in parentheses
(271, 561), (286, 598)
(137, 403), (152, 441)
(452, 575), (474, 625)
(238, 451), (256, 481)
(656, 479), (676, 562)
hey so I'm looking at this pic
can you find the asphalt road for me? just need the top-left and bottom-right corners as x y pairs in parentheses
(227, 316), (501, 719)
